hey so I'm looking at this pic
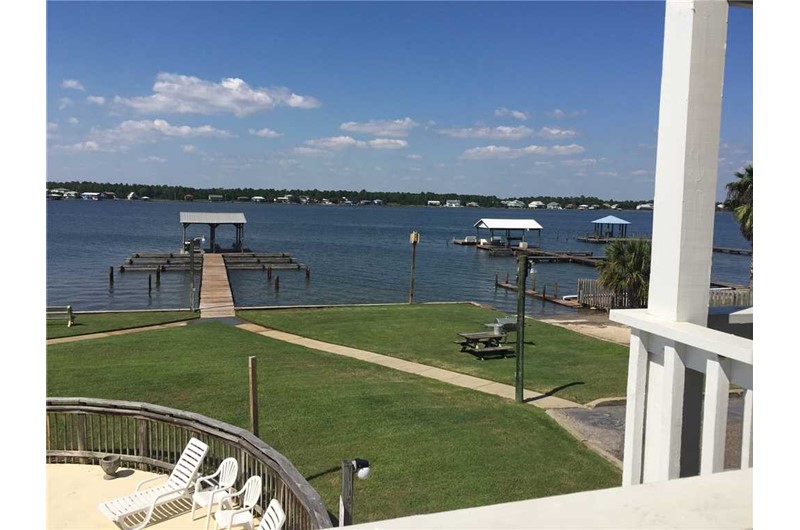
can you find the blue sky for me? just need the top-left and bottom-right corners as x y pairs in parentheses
(45, 1), (752, 201)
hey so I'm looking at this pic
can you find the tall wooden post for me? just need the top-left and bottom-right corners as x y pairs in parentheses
(515, 254), (527, 403)
(340, 460), (354, 526)
(408, 231), (419, 304)
(249, 356), (259, 438)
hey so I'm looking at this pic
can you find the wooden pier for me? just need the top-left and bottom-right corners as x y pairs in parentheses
(199, 253), (235, 318)
(712, 246), (752, 256)
(222, 252), (308, 271)
(494, 280), (583, 309)
(117, 252), (203, 272)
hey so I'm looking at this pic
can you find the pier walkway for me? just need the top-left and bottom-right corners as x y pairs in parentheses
(199, 253), (235, 318)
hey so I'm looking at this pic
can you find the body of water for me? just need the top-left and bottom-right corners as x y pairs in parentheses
(46, 200), (752, 316)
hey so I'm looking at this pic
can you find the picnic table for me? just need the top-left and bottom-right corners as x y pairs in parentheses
(455, 331), (515, 360)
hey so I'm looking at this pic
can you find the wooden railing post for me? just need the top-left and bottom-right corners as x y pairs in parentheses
(138, 418), (150, 466)
(76, 413), (88, 464)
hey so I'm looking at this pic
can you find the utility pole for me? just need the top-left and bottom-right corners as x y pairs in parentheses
(515, 253), (528, 403)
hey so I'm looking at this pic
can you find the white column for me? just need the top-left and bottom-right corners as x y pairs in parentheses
(647, 0), (729, 325)
(741, 389), (753, 469)
(700, 357), (731, 474)
(622, 330), (649, 486)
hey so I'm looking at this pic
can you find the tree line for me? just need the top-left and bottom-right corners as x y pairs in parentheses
(46, 180), (655, 210)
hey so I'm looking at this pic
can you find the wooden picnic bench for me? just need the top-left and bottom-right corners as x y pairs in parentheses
(455, 331), (515, 360)
(47, 305), (75, 327)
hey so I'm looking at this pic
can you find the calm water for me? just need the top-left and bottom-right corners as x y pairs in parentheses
(46, 200), (751, 315)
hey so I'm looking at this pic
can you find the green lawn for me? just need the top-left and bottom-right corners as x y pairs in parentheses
(47, 321), (621, 524)
(237, 304), (629, 404)
(46, 310), (199, 339)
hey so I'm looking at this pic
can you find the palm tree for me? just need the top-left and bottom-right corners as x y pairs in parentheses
(597, 239), (652, 308)
(725, 164), (753, 242)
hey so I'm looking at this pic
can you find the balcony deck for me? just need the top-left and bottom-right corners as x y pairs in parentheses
(47, 464), (243, 529)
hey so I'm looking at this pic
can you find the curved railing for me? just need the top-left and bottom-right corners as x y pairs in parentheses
(46, 397), (332, 529)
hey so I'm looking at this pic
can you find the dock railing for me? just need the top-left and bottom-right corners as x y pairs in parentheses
(46, 397), (332, 530)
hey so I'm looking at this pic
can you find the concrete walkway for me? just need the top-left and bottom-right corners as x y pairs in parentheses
(235, 322), (581, 410)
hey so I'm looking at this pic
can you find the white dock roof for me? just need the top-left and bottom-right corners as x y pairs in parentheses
(591, 215), (630, 225)
(473, 218), (543, 230)
(179, 212), (247, 224)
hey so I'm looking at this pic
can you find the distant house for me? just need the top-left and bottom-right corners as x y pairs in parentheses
(208, 194), (224, 202)
(466, 201), (480, 208)
(236, 196), (250, 202)
(275, 194), (293, 203)
(564, 203), (576, 209)
(546, 202), (561, 210)
(445, 199), (462, 207)
(528, 200), (546, 209)
(251, 196), (266, 203)
(183, 194), (194, 201)
(636, 203), (654, 210)
(427, 200), (441, 206)
(577, 204), (589, 210)
(127, 192), (138, 200)
(505, 200), (526, 208)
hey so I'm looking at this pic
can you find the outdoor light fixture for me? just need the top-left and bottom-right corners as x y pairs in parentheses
(340, 458), (372, 526)
(352, 458), (371, 480)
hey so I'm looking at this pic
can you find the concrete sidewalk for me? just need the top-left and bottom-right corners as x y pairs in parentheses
(235, 322), (581, 411)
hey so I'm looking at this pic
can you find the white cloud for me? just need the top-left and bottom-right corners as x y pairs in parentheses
(68, 117), (79, 125)
(631, 169), (650, 176)
(140, 156), (167, 163)
(293, 146), (333, 157)
(437, 125), (533, 140)
(539, 127), (577, 139)
(87, 96), (106, 105)
(181, 144), (197, 153)
(461, 143), (585, 159)
(368, 139), (407, 150)
(305, 136), (366, 150)
(340, 117), (418, 137)
(47, 122), (59, 140)
(561, 158), (597, 167)
(88, 119), (232, 147)
(494, 107), (528, 121)
(58, 98), (73, 110)
(596, 171), (619, 177)
(53, 141), (101, 152)
(114, 73), (321, 117)
(249, 127), (282, 138)
(406, 154), (423, 160)
(61, 79), (85, 91)
(549, 108), (586, 119)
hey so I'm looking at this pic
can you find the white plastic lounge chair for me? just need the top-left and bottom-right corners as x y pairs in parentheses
(257, 499), (286, 530)
(192, 457), (239, 530)
(98, 437), (209, 530)
(213, 475), (262, 530)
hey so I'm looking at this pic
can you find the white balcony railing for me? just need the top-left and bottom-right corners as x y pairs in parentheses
(610, 309), (753, 486)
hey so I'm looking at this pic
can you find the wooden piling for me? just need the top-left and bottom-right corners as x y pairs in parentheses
(109, 266), (114, 286)
(156, 267), (161, 286)
(148, 274), (152, 295)
(248, 356), (259, 437)
(267, 266), (272, 280)
(554, 281), (558, 298)
(542, 284), (547, 300)
(305, 267), (311, 280)
(275, 276), (280, 292)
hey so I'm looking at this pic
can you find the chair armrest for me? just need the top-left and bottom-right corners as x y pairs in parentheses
(195, 471), (221, 491)
(135, 474), (168, 492)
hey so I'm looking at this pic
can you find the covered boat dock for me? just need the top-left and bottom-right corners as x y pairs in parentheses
(179, 212), (247, 253)
(577, 215), (635, 243)
(473, 218), (543, 250)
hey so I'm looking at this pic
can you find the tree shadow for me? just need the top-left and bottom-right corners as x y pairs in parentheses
(523, 381), (584, 403)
